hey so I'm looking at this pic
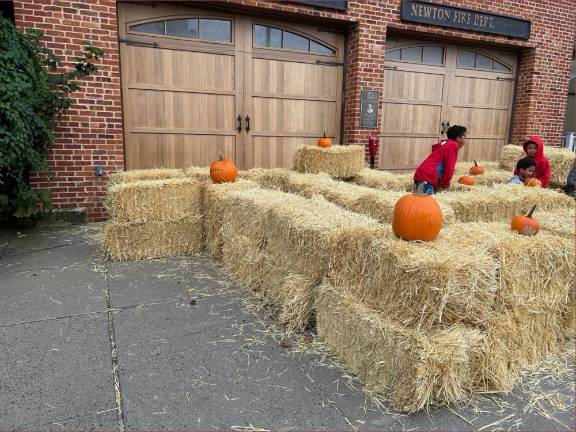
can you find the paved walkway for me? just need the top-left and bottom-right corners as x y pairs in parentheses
(0, 222), (574, 431)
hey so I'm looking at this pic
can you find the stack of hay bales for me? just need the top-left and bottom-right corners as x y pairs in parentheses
(104, 178), (204, 260)
(293, 145), (364, 178)
(215, 188), (384, 333)
(537, 208), (576, 239)
(499, 144), (575, 186)
(252, 168), (456, 225)
(320, 220), (575, 411)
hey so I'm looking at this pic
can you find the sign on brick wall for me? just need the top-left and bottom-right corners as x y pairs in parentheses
(360, 90), (379, 129)
(401, 0), (531, 39)
(289, 0), (347, 11)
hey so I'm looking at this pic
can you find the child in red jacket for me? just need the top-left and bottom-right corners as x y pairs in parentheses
(413, 125), (467, 194)
(515, 136), (551, 187)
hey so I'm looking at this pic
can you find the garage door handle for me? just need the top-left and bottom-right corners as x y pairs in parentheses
(316, 60), (344, 66)
(245, 116), (251, 133)
(237, 115), (242, 132)
(118, 38), (159, 48)
(496, 77), (514, 81)
(440, 122), (446, 134)
(384, 66), (398, 70)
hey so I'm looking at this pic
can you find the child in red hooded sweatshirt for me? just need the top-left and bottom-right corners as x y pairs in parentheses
(413, 125), (467, 194)
(515, 136), (551, 187)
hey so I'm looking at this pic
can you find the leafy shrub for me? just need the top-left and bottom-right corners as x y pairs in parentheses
(0, 14), (103, 225)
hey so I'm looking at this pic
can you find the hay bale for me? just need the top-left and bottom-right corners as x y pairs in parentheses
(454, 170), (512, 187)
(254, 169), (456, 225)
(436, 184), (574, 222)
(106, 178), (203, 223)
(499, 144), (575, 186)
(203, 179), (258, 260)
(218, 188), (384, 332)
(349, 168), (414, 192)
(537, 208), (575, 239)
(329, 225), (498, 330)
(316, 284), (485, 413)
(104, 215), (202, 261)
(293, 145), (364, 178)
(108, 168), (186, 186)
(454, 161), (500, 174)
(441, 222), (575, 391)
(183, 166), (211, 182)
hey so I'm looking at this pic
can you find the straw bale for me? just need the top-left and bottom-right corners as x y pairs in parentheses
(254, 169), (456, 225)
(108, 168), (186, 186)
(316, 284), (485, 413)
(537, 208), (576, 239)
(183, 166), (211, 182)
(499, 144), (575, 185)
(104, 215), (202, 261)
(203, 179), (258, 260)
(441, 222), (575, 390)
(106, 178), (203, 223)
(329, 225), (498, 330)
(349, 168), (414, 192)
(454, 161), (500, 174)
(218, 188), (384, 331)
(436, 184), (574, 222)
(293, 145), (364, 178)
(454, 170), (512, 187)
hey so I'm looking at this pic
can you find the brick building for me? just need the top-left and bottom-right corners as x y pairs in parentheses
(8, 0), (576, 220)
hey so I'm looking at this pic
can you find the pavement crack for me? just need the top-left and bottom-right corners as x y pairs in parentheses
(0, 300), (175, 328)
(103, 264), (126, 432)
(3, 240), (85, 258)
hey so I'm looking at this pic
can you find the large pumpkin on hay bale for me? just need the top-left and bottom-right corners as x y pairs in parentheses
(469, 160), (484, 175)
(210, 155), (238, 183)
(511, 205), (540, 236)
(392, 184), (443, 241)
(458, 175), (475, 186)
(524, 177), (542, 187)
(318, 132), (332, 148)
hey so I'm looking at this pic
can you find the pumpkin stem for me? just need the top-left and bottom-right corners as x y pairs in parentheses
(218, 153), (223, 161)
(526, 205), (537, 218)
(474, 160), (478, 167)
(323, 131), (326, 139)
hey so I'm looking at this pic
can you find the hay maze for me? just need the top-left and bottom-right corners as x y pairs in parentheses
(104, 146), (575, 413)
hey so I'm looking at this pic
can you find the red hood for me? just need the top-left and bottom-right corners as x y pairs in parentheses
(523, 136), (544, 159)
(431, 139), (448, 151)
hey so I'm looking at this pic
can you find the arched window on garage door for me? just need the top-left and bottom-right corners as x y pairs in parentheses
(456, 49), (512, 73)
(128, 17), (232, 43)
(253, 24), (337, 56)
(385, 45), (445, 65)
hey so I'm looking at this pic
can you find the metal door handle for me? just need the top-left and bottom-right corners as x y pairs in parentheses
(245, 115), (250, 133)
(440, 122), (446, 134)
(237, 115), (242, 132)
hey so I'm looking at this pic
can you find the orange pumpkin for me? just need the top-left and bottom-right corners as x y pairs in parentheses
(524, 177), (542, 187)
(318, 131), (332, 148)
(469, 160), (485, 175)
(458, 175), (475, 186)
(511, 205), (540, 236)
(392, 184), (443, 242)
(210, 155), (238, 183)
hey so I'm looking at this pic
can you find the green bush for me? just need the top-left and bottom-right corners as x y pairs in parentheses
(0, 14), (103, 225)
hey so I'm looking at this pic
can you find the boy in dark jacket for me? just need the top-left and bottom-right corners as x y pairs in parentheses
(413, 125), (467, 194)
(509, 158), (536, 184)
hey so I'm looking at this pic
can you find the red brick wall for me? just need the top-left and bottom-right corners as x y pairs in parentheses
(12, 0), (575, 219)
(13, 0), (123, 221)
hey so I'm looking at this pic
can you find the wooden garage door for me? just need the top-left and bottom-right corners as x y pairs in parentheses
(380, 38), (517, 170)
(118, 3), (344, 170)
